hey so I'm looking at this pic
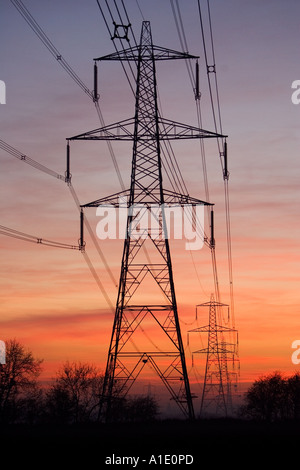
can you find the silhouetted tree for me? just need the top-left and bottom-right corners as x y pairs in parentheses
(125, 395), (159, 422)
(45, 361), (103, 424)
(104, 393), (159, 423)
(0, 339), (43, 423)
(286, 373), (300, 420)
(241, 371), (300, 422)
(18, 383), (44, 425)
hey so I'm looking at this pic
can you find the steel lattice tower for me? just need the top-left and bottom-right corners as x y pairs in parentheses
(69, 21), (225, 421)
(189, 294), (238, 417)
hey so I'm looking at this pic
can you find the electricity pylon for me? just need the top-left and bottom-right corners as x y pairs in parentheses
(69, 21), (225, 421)
(189, 294), (238, 417)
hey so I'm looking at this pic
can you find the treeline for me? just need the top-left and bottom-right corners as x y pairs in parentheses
(1, 339), (300, 425)
(240, 371), (300, 422)
(0, 339), (158, 425)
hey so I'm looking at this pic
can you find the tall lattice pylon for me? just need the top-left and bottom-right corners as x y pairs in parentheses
(189, 294), (238, 417)
(69, 21), (225, 421)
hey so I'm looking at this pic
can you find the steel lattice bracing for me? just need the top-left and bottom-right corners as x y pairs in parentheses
(101, 21), (194, 421)
(69, 21), (225, 421)
(189, 294), (238, 417)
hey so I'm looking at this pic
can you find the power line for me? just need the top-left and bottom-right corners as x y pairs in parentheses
(4, 0), (125, 304)
(0, 137), (118, 307)
(197, 0), (222, 150)
(169, 0), (217, 301)
(206, 0), (223, 137)
(96, 0), (137, 95)
(10, 0), (93, 100)
(0, 139), (65, 181)
(82, 250), (115, 312)
(68, 182), (118, 287)
(224, 179), (235, 325)
(10, 0), (125, 191)
(171, 0), (235, 321)
(172, 1), (239, 408)
(170, 0), (195, 91)
(135, 0), (145, 21)
(0, 224), (80, 250)
(197, 0), (235, 320)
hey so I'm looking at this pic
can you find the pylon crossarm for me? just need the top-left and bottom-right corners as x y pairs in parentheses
(162, 189), (211, 206)
(68, 117), (135, 141)
(68, 117), (226, 141)
(79, 185), (211, 209)
(80, 189), (130, 208)
(189, 324), (235, 334)
(81, 192), (210, 210)
(158, 118), (226, 140)
(94, 43), (198, 62)
(196, 300), (229, 308)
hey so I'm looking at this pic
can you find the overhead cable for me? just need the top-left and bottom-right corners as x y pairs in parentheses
(10, 0), (125, 191)
(0, 138), (118, 303)
(197, 0), (235, 322)
(0, 224), (80, 250)
(0, 139), (65, 181)
(10, 0), (93, 100)
(68, 182), (118, 287)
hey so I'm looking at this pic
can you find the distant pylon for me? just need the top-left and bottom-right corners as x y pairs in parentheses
(69, 21), (225, 422)
(189, 294), (238, 417)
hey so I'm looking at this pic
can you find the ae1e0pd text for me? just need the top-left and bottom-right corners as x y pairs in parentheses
(105, 454), (194, 466)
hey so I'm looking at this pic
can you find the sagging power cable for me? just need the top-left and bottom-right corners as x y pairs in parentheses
(68, 182), (117, 287)
(10, 0), (93, 100)
(169, 0), (235, 334)
(0, 224), (80, 250)
(10, 0), (125, 191)
(0, 139), (65, 181)
(197, 0), (235, 322)
(0, 138), (117, 308)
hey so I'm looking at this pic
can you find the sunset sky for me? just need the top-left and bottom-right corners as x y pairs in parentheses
(0, 0), (299, 414)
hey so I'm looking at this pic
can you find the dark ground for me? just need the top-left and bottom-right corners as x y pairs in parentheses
(0, 419), (298, 466)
